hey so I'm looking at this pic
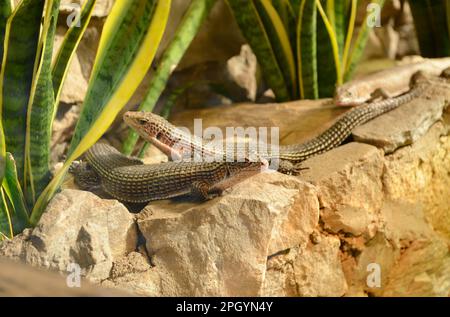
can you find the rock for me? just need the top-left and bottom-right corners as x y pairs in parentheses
(102, 252), (161, 296)
(343, 232), (399, 296)
(137, 172), (320, 296)
(300, 142), (384, 237)
(380, 200), (436, 248)
(177, 0), (245, 70)
(380, 238), (450, 296)
(226, 44), (260, 101)
(0, 190), (138, 282)
(262, 235), (348, 297)
(382, 116), (450, 238)
(0, 257), (129, 296)
(170, 99), (346, 146)
(353, 82), (450, 153)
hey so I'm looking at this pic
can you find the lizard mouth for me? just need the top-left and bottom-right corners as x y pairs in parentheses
(149, 136), (182, 161)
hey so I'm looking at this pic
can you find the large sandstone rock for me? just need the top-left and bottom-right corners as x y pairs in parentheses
(300, 143), (384, 237)
(262, 234), (348, 297)
(353, 81), (450, 153)
(137, 172), (320, 296)
(0, 190), (138, 282)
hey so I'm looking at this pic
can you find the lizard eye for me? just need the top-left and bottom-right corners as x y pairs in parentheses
(139, 119), (147, 125)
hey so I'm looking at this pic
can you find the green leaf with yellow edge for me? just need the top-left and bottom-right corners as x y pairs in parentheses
(316, 0), (342, 85)
(52, 0), (97, 105)
(227, 0), (289, 102)
(122, 0), (216, 155)
(344, 0), (385, 80)
(3, 152), (29, 234)
(255, 0), (297, 98)
(30, 0), (171, 226)
(0, 0), (45, 185)
(0, 188), (13, 239)
(24, 0), (61, 206)
(0, 0), (13, 67)
(317, 0), (338, 98)
(297, 0), (318, 99)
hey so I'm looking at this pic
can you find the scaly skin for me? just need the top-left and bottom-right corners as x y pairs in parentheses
(71, 143), (265, 203)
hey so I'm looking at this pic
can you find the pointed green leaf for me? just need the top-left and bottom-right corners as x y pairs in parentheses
(3, 153), (30, 234)
(344, 0), (385, 80)
(52, 0), (97, 105)
(254, 0), (296, 98)
(317, 0), (337, 98)
(0, 0), (45, 185)
(227, 0), (290, 102)
(297, 0), (318, 99)
(0, 0), (13, 67)
(123, 0), (216, 155)
(0, 188), (13, 239)
(25, 0), (61, 205)
(31, 0), (171, 226)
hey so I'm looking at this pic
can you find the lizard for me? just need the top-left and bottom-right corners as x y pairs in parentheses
(334, 57), (450, 106)
(70, 143), (266, 203)
(123, 71), (429, 175)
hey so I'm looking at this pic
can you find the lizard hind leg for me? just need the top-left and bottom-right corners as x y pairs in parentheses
(191, 181), (220, 200)
(368, 88), (391, 102)
(69, 161), (102, 191)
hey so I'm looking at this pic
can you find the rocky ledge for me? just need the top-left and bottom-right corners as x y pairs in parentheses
(1, 81), (450, 296)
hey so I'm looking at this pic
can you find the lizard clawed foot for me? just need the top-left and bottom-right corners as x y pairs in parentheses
(69, 161), (102, 191)
(440, 67), (450, 80)
(192, 181), (222, 200)
(277, 160), (309, 176)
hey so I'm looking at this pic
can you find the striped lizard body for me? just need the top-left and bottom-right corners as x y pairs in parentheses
(71, 143), (265, 203)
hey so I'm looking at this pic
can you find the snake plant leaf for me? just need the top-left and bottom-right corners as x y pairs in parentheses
(0, 0), (45, 186)
(290, 0), (302, 19)
(316, 0), (342, 86)
(409, 0), (435, 57)
(227, 0), (290, 102)
(0, 188), (12, 239)
(2, 152), (30, 234)
(272, 0), (298, 52)
(316, 2), (338, 98)
(297, 0), (318, 99)
(344, 0), (385, 81)
(68, 0), (163, 154)
(122, 0), (216, 155)
(426, 0), (450, 56)
(254, 0), (297, 98)
(31, 0), (171, 226)
(271, 0), (294, 30)
(24, 0), (61, 205)
(52, 0), (97, 106)
(328, 0), (350, 59)
(0, 124), (4, 240)
(0, 0), (13, 67)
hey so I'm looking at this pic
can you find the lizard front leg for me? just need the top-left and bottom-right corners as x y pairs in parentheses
(69, 161), (102, 191)
(276, 160), (309, 175)
(191, 181), (221, 200)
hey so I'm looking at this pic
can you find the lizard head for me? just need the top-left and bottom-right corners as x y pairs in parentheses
(123, 111), (192, 160)
(334, 86), (358, 106)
